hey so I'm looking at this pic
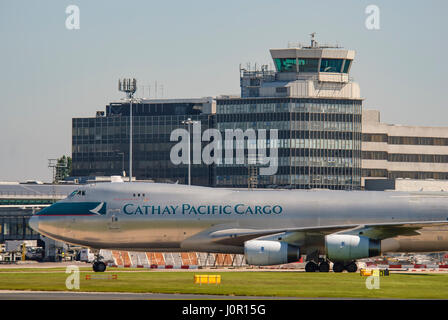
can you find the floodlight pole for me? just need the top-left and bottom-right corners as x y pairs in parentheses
(181, 118), (192, 185)
(187, 120), (191, 186)
(129, 96), (133, 182)
(117, 152), (125, 177)
(181, 118), (199, 185)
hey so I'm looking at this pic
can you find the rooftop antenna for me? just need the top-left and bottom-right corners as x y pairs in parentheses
(310, 32), (317, 47)
(48, 158), (67, 184)
(48, 158), (66, 202)
(118, 78), (137, 182)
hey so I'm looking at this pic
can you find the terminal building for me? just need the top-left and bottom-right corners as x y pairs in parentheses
(72, 98), (215, 186)
(71, 37), (363, 190)
(0, 183), (77, 261)
(69, 38), (448, 191)
(362, 109), (448, 189)
(216, 37), (362, 189)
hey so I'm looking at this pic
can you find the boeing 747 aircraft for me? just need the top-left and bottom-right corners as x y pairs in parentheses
(29, 182), (448, 272)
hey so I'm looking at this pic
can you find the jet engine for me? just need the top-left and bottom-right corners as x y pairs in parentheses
(244, 240), (301, 266)
(325, 234), (381, 261)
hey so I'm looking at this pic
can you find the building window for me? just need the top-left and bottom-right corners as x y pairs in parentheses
(249, 78), (260, 86)
(276, 87), (287, 93)
(298, 58), (319, 72)
(342, 60), (352, 73)
(362, 133), (388, 143)
(362, 151), (388, 160)
(362, 169), (388, 177)
(388, 136), (448, 146)
(388, 153), (448, 163)
(274, 58), (297, 72)
(320, 59), (343, 73)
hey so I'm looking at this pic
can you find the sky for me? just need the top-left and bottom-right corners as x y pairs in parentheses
(0, 0), (447, 182)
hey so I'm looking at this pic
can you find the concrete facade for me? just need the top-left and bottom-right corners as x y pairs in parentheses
(362, 109), (448, 187)
(365, 178), (448, 192)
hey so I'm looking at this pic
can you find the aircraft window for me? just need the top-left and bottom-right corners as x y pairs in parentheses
(132, 193), (146, 197)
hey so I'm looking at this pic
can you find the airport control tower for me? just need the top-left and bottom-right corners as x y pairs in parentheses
(217, 34), (362, 190)
(240, 34), (360, 100)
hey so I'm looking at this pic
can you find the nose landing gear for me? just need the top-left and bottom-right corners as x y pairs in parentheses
(93, 261), (107, 272)
(91, 249), (107, 272)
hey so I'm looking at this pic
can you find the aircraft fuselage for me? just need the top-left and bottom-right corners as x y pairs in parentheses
(29, 182), (448, 254)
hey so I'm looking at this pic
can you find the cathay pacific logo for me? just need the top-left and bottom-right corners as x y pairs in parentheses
(89, 202), (106, 215)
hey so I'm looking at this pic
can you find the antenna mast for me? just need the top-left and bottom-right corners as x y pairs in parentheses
(118, 78), (137, 182)
(310, 32), (317, 47)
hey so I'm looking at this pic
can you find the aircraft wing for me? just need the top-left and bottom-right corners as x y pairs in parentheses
(208, 225), (354, 246)
(334, 220), (448, 240)
(208, 221), (448, 247)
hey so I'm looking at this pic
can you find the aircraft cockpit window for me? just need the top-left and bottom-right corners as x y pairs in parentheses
(68, 190), (78, 198)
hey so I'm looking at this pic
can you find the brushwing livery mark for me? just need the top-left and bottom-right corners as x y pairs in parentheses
(90, 202), (106, 215)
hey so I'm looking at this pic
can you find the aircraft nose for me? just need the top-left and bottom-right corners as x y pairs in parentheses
(29, 215), (39, 232)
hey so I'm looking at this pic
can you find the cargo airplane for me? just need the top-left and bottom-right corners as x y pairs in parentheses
(29, 182), (448, 272)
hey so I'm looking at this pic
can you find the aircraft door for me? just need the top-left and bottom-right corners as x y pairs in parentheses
(107, 209), (121, 230)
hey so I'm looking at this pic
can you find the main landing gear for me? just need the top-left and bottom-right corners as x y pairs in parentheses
(332, 261), (357, 273)
(91, 249), (107, 272)
(305, 259), (330, 272)
(305, 260), (357, 273)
